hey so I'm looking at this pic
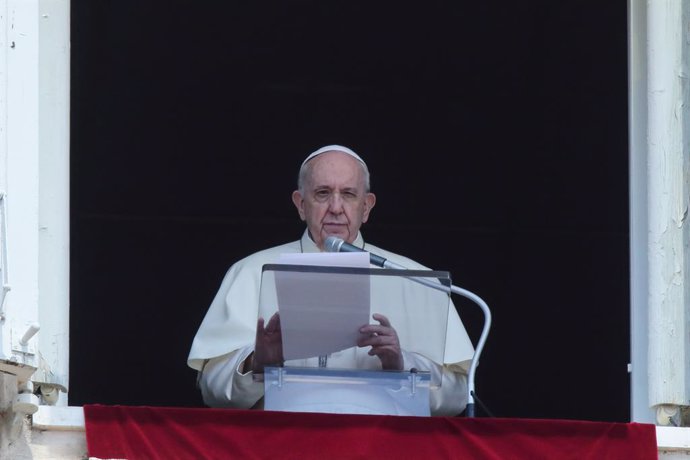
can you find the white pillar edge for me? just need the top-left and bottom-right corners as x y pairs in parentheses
(646, 0), (690, 410)
(628, 0), (654, 424)
(36, 0), (71, 406)
(0, 0), (9, 359)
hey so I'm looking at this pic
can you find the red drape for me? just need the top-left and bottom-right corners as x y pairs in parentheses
(84, 405), (657, 460)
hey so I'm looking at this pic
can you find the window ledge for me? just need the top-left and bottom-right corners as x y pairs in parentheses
(29, 406), (690, 457)
(32, 405), (84, 431)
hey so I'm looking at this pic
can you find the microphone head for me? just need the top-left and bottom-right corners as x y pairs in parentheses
(324, 236), (345, 253)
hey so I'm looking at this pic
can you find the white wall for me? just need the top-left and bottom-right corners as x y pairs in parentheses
(0, 0), (70, 405)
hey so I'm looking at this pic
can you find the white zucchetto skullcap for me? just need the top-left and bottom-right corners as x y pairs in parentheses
(301, 145), (366, 167)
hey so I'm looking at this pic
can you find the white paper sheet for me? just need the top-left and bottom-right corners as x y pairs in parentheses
(275, 252), (371, 360)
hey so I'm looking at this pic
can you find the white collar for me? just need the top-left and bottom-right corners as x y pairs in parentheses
(300, 230), (365, 253)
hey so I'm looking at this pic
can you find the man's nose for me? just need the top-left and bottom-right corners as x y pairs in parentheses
(328, 193), (344, 213)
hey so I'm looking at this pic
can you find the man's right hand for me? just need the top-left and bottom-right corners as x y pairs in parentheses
(251, 312), (284, 373)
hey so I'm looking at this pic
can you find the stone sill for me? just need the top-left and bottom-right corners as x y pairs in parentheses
(657, 425), (690, 452)
(33, 406), (84, 431)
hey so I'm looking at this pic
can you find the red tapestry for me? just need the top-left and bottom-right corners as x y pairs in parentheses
(83, 405), (658, 460)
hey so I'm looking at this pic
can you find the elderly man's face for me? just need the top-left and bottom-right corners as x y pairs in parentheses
(292, 151), (376, 250)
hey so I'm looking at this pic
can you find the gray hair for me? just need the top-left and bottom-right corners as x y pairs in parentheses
(298, 158), (371, 194)
(297, 145), (371, 193)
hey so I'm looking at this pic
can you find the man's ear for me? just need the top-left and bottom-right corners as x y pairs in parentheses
(292, 190), (306, 221)
(362, 192), (376, 223)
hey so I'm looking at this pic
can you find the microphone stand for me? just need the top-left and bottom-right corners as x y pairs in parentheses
(449, 284), (491, 417)
(377, 259), (492, 418)
(325, 237), (492, 417)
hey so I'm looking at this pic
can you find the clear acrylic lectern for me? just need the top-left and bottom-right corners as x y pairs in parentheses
(257, 264), (452, 417)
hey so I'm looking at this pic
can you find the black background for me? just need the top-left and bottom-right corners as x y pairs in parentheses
(70, 1), (629, 421)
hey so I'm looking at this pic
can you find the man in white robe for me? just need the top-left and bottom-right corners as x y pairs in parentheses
(187, 145), (474, 416)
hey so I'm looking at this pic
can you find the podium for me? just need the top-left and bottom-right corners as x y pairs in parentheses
(256, 263), (456, 416)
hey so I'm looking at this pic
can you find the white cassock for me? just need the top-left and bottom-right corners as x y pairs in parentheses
(187, 230), (475, 416)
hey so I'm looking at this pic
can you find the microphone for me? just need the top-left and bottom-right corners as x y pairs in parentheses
(324, 236), (403, 269)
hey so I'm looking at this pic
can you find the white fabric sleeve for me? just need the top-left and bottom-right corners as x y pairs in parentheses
(402, 350), (468, 417)
(198, 346), (264, 409)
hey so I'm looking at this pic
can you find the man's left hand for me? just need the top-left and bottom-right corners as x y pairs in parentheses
(357, 313), (404, 371)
